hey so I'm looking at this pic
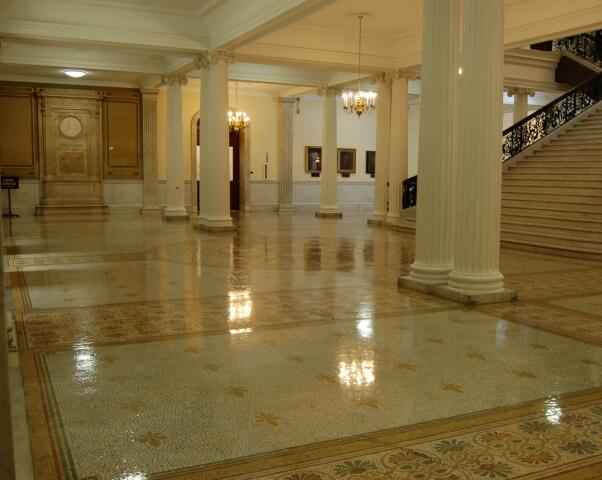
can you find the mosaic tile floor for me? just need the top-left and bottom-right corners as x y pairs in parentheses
(5, 212), (602, 479)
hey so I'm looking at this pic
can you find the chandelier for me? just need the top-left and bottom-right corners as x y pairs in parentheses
(228, 82), (250, 132)
(342, 15), (376, 117)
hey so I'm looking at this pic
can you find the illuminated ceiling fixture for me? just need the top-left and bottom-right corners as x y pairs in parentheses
(64, 69), (87, 78)
(228, 82), (250, 132)
(342, 15), (376, 117)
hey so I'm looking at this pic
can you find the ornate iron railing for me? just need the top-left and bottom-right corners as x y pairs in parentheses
(402, 175), (417, 209)
(553, 31), (602, 66)
(502, 72), (602, 160)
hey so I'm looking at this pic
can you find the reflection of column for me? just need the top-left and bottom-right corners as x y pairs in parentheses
(0, 225), (15, 478)
(444, 0), (515, 303)
(368, 73), (391, 225)
(278, 97), (295, 212)
(141, 89), (162, 214)
(163, 74), (189, 220)
(386, 70), (410, 223)
(200, 50), (235, 231)
(194, 54), (209, 229)
(400, 0), (461, 289)
(507, 87), (534, 123)
(316, 87), (342, 218)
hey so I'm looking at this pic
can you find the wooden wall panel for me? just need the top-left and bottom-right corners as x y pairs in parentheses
(104, 93), (141, 179)
(0, 87), (38, 178)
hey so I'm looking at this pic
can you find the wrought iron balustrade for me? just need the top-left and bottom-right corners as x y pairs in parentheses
(502, 72), (602, 161)
(402, 175), (417, 209)
(552, 31), (602, 66)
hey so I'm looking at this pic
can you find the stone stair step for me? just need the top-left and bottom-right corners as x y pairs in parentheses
(551, 138), (602, 145)
(500, 237), (602, 259)
(502, 184), (602, 195)
(515, 160), (602, 168)
(503, 172), (602, 181)
(502, 212), (602, 229)
(500, 229), (602, 252)
(502, 205), (602, 220)
(509, 166), (602, 175)
(502, 191), (602, 202)
(532, 152), (602, 158)
(503, 177), (602, 187)
(502, 198), (602, 212)
(501, 220), (602, 239)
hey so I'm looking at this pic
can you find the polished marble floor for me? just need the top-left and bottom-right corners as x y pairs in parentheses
(5, 212), (602, 479)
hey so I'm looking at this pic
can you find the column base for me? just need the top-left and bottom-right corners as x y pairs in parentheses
(404, 262), (452, 287)
(163, 208), (189, 221)
(198, 216), (236, 232)
(278, 204), (295, 213)
(192, 216), (206, 229)
(367, 213), (387, 226)
(141, 205), (164, 216)
(431, 285), (517, 305)
(316, 207), (342, 218)
(385, 213), (400, 224)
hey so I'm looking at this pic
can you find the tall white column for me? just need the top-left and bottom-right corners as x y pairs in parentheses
(141, 88), (162, 214)
(385, 70), (410, 224)
(400, 0), (461, 289)
(444, 0), (515, 303)
(278, 97), (295, 212)
(163, 74), (189, 220)
(194, 54), (210, 228)
(368, 73), (391, 225)
(508, 87), (534, 123)
(200, 50), (235, 231)
(316, 87), (342, 218)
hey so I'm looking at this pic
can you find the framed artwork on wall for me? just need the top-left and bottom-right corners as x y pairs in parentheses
(337, 148), (356, 174)
(366, 150), (375, 177)
(305, 146), (322, 174)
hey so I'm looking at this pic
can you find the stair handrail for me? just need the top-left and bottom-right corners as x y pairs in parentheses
(502, 71), (602, 161)
(552, 30), (602, 67)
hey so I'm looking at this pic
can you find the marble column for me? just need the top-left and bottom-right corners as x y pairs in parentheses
(278, 97), (295, 212)
(162, 74), (189, 220)
(385, 70), (410, 224)
(400, 0), (461, 289)
(443, 0), (516, 303)
(141, 89), (162, 215)
(508, 87), (534, 123)
(0, 220), (15, 479)
(368, 73), (391, 225)
(193, 54), (209, 228)
(199, 50), (235, 231)
(316, 87), (342, 218)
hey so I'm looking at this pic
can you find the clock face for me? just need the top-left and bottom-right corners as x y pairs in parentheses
(59, 116), (83, 138)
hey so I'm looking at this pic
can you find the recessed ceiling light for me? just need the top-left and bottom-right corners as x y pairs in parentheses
(64, 70), (87, 78)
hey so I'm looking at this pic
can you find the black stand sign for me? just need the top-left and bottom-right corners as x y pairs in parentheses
(1, 176), (20, 218)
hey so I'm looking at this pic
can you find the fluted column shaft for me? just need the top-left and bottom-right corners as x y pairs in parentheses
(368, 74), (392, 224)
(316, 88), (341, 218)
(201, 50), (235, 230)
(278, 97), (295, 211)
(141, 89), (161, 214)
(508, 87), (534, 123)
(163, 74), (189, 220)
(448, 0), (506, 294)
(194, 55), (210, 228)
(386, 71), (410, 223)
(406, 0), (461, 285)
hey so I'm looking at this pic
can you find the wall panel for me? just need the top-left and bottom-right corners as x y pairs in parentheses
(104, 92), (142, 179)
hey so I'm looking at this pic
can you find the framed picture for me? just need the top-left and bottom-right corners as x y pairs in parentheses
(337, 148), (356, 174)
(305, 146), (322, 173)
(366, 151), (375, 177)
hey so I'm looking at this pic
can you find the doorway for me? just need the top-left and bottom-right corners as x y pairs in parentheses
(229, 131), (240, 211)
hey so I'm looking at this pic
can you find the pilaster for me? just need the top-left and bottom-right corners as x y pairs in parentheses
(316, 87), (342, 218)
(162, 74), (189, 220)
(278, 97), (296, 212)
(368, 72), (392, 225)
(141, 88), (162, 215)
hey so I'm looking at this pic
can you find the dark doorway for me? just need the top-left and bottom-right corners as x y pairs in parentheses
(229, 131), (240, 211)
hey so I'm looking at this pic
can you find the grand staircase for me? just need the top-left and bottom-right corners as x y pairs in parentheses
(397, 30), (602, 259)
(501, 105), (602, 257)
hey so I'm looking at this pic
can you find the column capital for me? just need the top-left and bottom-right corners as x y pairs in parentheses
(317, 86), (340, 97)
(375, 71), (393, 83)
(392, 69), (418, 81)
(141, 88), (160, 97)
(506, 87), (535, 97)
(277, 97), (297, 105)
(162, 74), (187, 87)
(210, 49), (235, 65)
(194, 53), (210, 70)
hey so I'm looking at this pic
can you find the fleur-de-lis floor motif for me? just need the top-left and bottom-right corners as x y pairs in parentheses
(287, 354), (304, 364)
(466, 352), (486, 360)
(512, 370), (537, 380)
(256, 412), (280, 426)
(317, 373), (337, 384)
(124, 400), (146, 413)
(440, 383), (464, 394)
(398, 362), (416, 371)
(354, 398), (378, 409)
(202, 363), (221, 372)
(137, 431), (167, 448)
(225, 386), (248, 398)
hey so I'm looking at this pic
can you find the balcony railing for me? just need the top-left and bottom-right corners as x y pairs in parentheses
(553, 31), (602, 67)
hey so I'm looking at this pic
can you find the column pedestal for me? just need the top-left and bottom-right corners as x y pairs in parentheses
(162, 74), (189, 221)
(316, 87), (342, 219)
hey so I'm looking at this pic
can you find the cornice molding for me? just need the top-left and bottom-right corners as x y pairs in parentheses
(504, 51), (559, 70)
(316, 86), (340, 97)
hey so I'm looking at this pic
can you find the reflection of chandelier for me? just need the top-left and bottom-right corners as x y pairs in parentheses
(342, 15), (376, 117)
(228, 82), (250, 132)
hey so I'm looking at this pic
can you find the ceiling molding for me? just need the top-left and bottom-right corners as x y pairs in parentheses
(0, 73), (140, 88)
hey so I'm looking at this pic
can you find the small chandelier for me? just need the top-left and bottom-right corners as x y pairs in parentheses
(228, 82), (250, 132)
(342, 15), (376, 117)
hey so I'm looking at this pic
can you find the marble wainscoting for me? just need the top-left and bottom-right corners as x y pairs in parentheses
(249, 180), (375, 211)
(0, 179), (39, 215)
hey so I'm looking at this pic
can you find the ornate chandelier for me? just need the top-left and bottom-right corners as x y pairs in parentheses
(342, 15), (376, 117)
(228, 82), (250, 132)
